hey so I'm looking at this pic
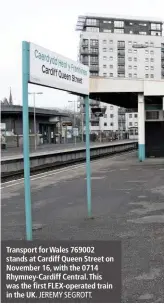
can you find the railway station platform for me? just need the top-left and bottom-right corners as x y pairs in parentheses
(1, 151), (164, 302)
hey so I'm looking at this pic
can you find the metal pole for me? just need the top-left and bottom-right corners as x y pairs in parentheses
(33, 93), (37, 150)
(74, 101), (76, 146)
(22, 41), (32, 240)
(81, 111), (84, 142)
(99, 116), (101, 143)
(85, 95), (92, 217)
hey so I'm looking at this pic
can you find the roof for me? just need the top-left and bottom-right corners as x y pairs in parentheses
(76, 13), (164, 30)
(1, 105), (68, 117)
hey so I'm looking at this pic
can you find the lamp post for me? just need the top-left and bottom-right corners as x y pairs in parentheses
(68, 100), (78, 145)
(28, 92), (43, 150)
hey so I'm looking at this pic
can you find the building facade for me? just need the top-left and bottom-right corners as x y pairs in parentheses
(76, 14), (164, 137)
(1, 105), (69, 146)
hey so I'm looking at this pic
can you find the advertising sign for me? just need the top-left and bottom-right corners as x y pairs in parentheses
(73, 127), (79, 137)
(66, 126), (72, 139)
(29, 43), (89, 95)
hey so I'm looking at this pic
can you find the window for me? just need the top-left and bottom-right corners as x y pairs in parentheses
(139, 32), (147, 35)
(86, 27), (99, 32)
(134, 66), (137, 70)
(129, 122), (133, 126)
(134, 57), (137, 62)
(109, 40), (113, 44)
(103, 40), (107, 44)
(103, 29), (112, 33)
(128, 57), (132, 61)
(90, 39), (99, 46)
(90, 56), (99, 63)
(135, 122), (138, 126)
(130, 22), (133, 25)
(109, 48), (113, 52)
(151, 32), (161, 36)
(110, 114), (114, 118)
(139, 23), (147, 26)
(103, 56), (107, 60)
(109, 56), (113, 61)
(90, 48), (98, 53)
(86, 19), (98, 26)
(103, 64), (107, 68)
(109, 73), (113, 77)
(150, 50), (154, 55)
(134, 73), (137, 78)
(151, 66), (154, 70)
(104, 114), (107, 118)
(145, 50), (149, 54)
(104, 122), (107, 126)
(114, 29), (124, 34)
(151, 74), (154, 78)
(110, 122), (113, 126)
(133, 49), (137, 54)
(151, 58), (154, 62)
(118, 72), (125, 77)
(103, 48), (107, 52)
(91, 121), (99, 126)
(145, 66), (149, 70)
(117, 41), (125, 48)
(146, 111), (159, 119)
(145, 42), (149, 45)
(145, 74), (149, 78)
(90, 72), (99, 76)
(128, 65), (132, 69)
(128, 41), (132, 45)
(109, 65), (113, 68)
(151, 23), (161, 30)
(134, 114), (138, 118)
(110, 106), (113, 110)
(150, 42), (154, 47)
(103, 20), (112, 24)
(114, 21), (124, 27)
(129, 73), (132, 77)
(103, 73), (107, 76)
(145, 58), (149, 62)
(118, 64), (125, 70)
(129, 114), (132, 118)
(128, 49), (132, 53)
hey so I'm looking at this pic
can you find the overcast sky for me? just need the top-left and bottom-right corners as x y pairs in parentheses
(0, 0), (163, 110)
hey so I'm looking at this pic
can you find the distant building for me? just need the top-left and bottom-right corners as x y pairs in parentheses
(1, 104), (68, 144)
(76, 13), (164, 136)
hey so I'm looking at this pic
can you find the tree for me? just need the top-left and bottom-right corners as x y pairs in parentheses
(1, 97), (9, 105)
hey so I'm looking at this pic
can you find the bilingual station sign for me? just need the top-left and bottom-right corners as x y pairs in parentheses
(29, 43), (89, 95)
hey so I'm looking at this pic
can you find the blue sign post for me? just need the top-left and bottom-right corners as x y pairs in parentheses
(85, 96), (92, 218)
(22, 41), (92, 240)
(22, 41), (32, 240)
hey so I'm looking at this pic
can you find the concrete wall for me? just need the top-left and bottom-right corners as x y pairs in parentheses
(1, 141), (137, 177)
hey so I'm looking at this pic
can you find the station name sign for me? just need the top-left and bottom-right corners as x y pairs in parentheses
(29, 43), (89, 95)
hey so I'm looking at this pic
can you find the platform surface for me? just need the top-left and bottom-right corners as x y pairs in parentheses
(1, 152), (164, 302)
(1, 140), (135, 161)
